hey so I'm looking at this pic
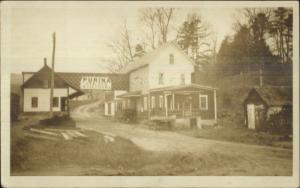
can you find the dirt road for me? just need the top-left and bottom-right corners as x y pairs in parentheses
(72, 101), (292, 175)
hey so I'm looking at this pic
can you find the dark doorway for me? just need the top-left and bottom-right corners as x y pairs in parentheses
(61, 97), (68, 111)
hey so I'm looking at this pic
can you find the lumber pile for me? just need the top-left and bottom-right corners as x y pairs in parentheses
(24, 128), (87, 141)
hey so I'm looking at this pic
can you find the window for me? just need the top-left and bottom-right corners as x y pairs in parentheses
(43, 80), (49, 88)
(180, 74), (185, 85)
(159, 95), (163, 108)
(159, 73), (164, 85)
(122, 100), (126, 109)
(169, 54), (174, 64)
(53, 97), (59, 107)
(143, 96), (148, 110)
(199, 95), (208, 110)
(127, 99), (131, 108)
(108, 102), (111, 114)
(31, 97), (38, 108)
(151, 96), (156, 108)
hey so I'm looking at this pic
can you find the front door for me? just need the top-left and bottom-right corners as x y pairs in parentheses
(247, 104), (255, 129)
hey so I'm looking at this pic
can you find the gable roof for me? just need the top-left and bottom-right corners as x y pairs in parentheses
(248, 87), (292, 106)
(120, 42), (195, 74)
(21, 64), (84, 97)
(57, 72), (128, 91)
(22, 64), (129, 92)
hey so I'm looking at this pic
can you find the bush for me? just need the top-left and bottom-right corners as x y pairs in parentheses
(266, 106), (292, 135)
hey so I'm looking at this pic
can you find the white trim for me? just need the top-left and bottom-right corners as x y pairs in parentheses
(199, 94), (208, 110)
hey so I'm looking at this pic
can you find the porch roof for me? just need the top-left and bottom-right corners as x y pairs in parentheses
(150, 84), (217, 93)
(117, 90), (142, 98)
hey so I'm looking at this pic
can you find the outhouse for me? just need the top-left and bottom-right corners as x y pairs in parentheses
(243, 87), (292, 130)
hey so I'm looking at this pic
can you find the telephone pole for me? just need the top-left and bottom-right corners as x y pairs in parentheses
(50, 32), (56, 117)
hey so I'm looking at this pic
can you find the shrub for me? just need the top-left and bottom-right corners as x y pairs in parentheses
(39, 115), (76, 127)
(266, 106), (292, 135)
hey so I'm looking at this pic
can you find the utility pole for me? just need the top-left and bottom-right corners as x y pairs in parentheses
(50, 32), (56, 117)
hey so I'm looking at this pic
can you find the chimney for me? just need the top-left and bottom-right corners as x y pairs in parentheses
(44, 57), (47, 66)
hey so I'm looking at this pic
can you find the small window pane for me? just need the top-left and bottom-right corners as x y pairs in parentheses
(53, 97), (59, 107)
(31, 97), (38, 108)
(181, 74), (185, 85)
(159, 73), (164, 85)
(200, 95), (208, 110)
(169, 54), (174, 64)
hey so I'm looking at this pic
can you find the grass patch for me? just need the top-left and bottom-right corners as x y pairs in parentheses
(178, 126), (292, 149)
(11, 120), (292, 176)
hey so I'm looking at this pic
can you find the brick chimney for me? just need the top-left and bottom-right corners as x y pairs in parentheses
(44, 57), (47, 66)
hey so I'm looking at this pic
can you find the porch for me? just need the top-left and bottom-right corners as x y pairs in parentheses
(117, 84), (217, 122)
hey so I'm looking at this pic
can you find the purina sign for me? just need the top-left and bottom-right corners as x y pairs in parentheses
(80, 76), (112, 90)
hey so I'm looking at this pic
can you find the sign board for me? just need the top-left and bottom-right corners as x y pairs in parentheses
(80, 76), (112, 90)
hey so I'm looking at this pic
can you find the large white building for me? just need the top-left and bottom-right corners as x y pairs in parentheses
(104, 43), (217, 125)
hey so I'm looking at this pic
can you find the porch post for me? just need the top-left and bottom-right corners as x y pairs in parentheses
(67, 87), (70, 114)
(214, 89), (217, 122)
(164, 93), (168, 117)
(147, 93), (151, 120)
(172, 93), (175, 110)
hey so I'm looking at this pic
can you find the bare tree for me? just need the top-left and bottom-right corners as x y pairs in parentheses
(104, 22), (135, 73)
(139, 8), (175, 48)
(155, 8), (174, 44)
(139, 8), (158, 50)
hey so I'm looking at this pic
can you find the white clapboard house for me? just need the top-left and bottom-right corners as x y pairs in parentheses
(21, 61), (128, 115)
(104, 42), (217, 126)
(21, 62), (84, 114)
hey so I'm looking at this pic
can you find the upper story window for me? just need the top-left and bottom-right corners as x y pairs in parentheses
(199, 95), (208, 110)
(159, 73), (164, 85)
(169, 54), (174, 64)
(43, 79), (49, 88)
(180, 74), (185, 85)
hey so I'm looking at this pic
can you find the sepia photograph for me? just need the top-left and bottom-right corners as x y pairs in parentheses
(1, 1), (299, 187)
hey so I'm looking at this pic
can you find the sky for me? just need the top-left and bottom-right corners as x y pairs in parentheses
(3, 2), (237, 73)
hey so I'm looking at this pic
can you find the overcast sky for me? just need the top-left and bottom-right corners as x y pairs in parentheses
(4, 2), (238, 73)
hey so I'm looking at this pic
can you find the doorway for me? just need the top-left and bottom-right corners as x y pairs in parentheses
(247, 104), (255, 129)
(61, 97), (68, 112)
